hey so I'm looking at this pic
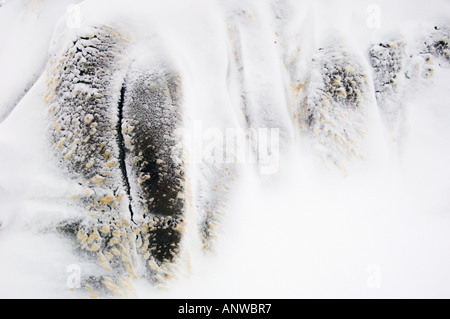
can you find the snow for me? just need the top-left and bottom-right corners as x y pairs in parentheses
(0, 0), (80, 123)
(0, 0), (449, 298)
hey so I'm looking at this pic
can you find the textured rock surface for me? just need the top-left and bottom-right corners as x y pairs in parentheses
(45, 26), (138, 294)
(122, 66), (186, 277)
(45, 25), (190, 291)
(298, 44), (369, 172)
(427, 26), (450, 62)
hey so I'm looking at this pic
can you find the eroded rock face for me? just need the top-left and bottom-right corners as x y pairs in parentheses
(298, 44), (369, 171)
(45, 22), (194, 293)
(369, 41), (407, 129)
(367, 26), (449, 136)
(370, 42), (405, 103)
(427, 26), (450, 62)
(40, 15), (449, 295)
(416, 26), (450, 79)
(46, 26), (139, 292)
(122, 66), (186, 273)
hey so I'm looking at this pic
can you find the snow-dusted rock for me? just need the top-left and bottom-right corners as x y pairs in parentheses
(1, 0), (450, 299)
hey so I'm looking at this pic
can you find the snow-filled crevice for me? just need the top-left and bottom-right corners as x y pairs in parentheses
(116, 83), (135, 223)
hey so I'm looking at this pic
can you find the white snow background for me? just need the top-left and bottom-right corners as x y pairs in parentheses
(0, 0), (449, 298)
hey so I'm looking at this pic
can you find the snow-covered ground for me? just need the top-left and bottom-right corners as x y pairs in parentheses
(0, 0), (449, 299)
